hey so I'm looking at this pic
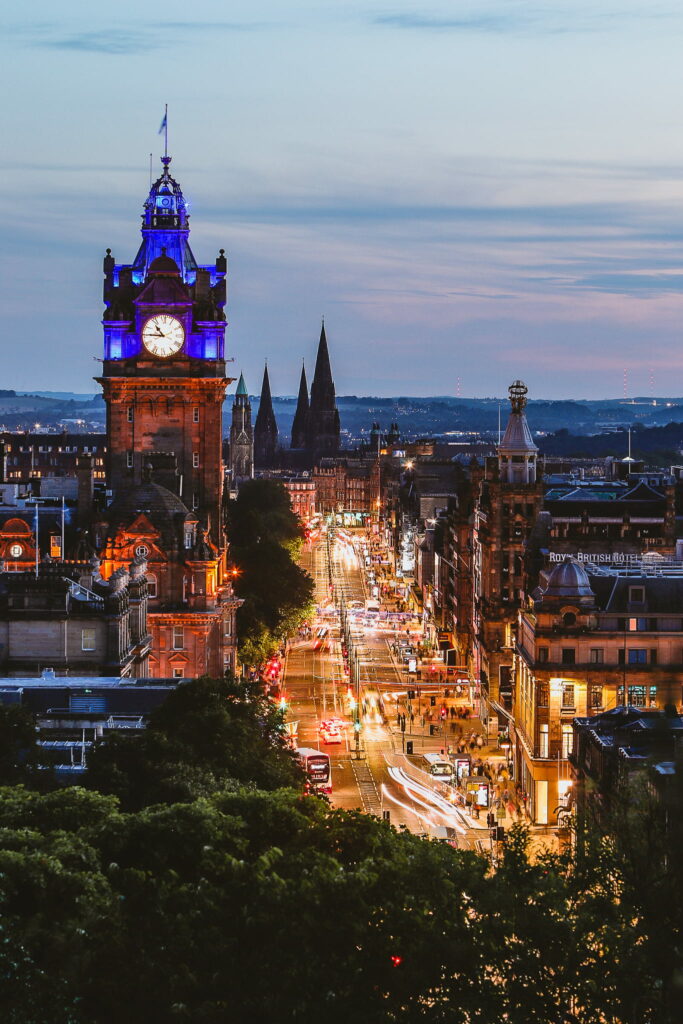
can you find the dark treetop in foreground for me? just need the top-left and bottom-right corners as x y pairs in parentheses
(0, 676), (681, 1023)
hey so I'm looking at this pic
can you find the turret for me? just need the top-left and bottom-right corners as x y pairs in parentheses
(498, 381), (538, 484)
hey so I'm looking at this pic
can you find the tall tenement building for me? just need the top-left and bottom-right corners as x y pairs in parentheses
(95, 156), (241, 677)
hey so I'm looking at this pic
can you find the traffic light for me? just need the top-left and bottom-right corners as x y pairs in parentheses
(430, 696), (436, 707)
(407, 689), (415, 700)
(486, 812), (495, 828)
(495, 826), (505, 842)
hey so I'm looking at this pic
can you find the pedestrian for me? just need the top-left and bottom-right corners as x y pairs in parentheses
(469, 737), (476, 752)
(476, 734), (484, 750)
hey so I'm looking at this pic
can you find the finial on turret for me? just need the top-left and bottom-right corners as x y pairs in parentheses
(509, 380), (528, 414)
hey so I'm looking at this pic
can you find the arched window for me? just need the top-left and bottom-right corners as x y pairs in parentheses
(146, 574), (158, 598)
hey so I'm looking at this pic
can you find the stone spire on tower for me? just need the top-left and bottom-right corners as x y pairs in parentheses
(229, 372), (253, 480)
(254, 364), (278, 468)
(291, 362), (309, 450)
(306, 321), (340, 454)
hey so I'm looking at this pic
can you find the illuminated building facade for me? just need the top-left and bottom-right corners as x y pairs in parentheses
(515, 556), (683, 824)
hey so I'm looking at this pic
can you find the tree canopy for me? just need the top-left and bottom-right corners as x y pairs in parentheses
(84, 676), (303, 811)
(227, 479), (314, 663)
(1, 785), (681, 1024)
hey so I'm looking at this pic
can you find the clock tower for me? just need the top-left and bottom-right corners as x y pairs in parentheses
(99, 155), (232, 539)
(95, 156), (242, 678)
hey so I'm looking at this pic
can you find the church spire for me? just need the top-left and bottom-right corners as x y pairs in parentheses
(291, 362), (309, 449)
(306, 321), (340, 454)
(254, 364), (278, 468)
(310, 321), (334, 406)
(236, 371), (248, 399)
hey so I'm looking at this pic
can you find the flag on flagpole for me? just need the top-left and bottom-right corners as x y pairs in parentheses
(158, 111), (167, 135)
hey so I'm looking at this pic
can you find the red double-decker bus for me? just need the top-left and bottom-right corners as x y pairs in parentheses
(297, 747), (332, 794)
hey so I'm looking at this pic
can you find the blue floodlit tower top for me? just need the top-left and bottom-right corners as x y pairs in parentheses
(101, 155), (228, 367)
(130, 156), (197, 285)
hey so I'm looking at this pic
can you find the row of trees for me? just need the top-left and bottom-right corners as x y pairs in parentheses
(227, 480), (315, 664)
(0, 675), (681, 1021)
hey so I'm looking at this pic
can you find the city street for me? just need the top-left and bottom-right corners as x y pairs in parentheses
(284, 528), (496, 851)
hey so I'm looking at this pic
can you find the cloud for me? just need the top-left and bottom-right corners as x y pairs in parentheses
(29, 20), (270, 55)
(567, 272), (683, 295)
(374, 12), (527, 33)
(38, 30), (159, 55)
(372, 5), (678, 36)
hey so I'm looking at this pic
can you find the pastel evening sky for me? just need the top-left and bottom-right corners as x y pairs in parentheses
(2, 1), (683, 399)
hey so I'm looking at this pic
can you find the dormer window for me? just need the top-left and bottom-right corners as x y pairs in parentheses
(629, 586), (645, 605)
(563, 611), (577, 627)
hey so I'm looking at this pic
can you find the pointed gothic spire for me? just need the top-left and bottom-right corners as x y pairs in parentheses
(254, 364), (278, 468)
(307, 321), (340, 454)
(310, 321), (334, 409)
(236, 372), (248, 398)
(291, 362), (309, 449)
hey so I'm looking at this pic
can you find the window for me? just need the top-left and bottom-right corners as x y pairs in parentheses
(193, 452), (200, 468)
(562, 725), (573, 758)
(537, 647), (549, 663)
(193, 407), (200, 423)
(146, 574), (157, 598)
(590, 648), (604, 664)
(617, 684), (625, 705)
(628, 649), (647, 665)
(650, 648), (657, 665)
(649, 685), (657, 707)
(126, 451), (134, 469)
(172, 626), (184, 650)
(629, 686), (646, 707)
(590, 685), (603, 709)
(537, 683), (549, 707)
(562, 684), (575, 709)
(173, 668), (184, 679)
(81, 628), (96, 652)
(539, 724), (549, 758)
(629, 586), (645, 604)
(184, 526), (195, 549)
(563, 612), (577, 627)
(561, 648), (576, 666)
(127, 406), (134, 422)
(192, 492), (199, 511)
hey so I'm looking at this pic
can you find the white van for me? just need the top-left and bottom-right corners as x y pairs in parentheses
(422, 753), (454, 779)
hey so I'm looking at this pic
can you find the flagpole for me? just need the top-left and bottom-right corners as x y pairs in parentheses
(164, 103), (168, 159)
(149, 152), (153, 187)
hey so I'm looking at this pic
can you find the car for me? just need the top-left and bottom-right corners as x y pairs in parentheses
(317, 720), (344, 737)
(321, 727), (343, 745)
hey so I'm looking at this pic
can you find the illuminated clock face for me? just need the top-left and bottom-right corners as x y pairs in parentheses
(9, 544), (22, 558)
(142, 315), (185, 357)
